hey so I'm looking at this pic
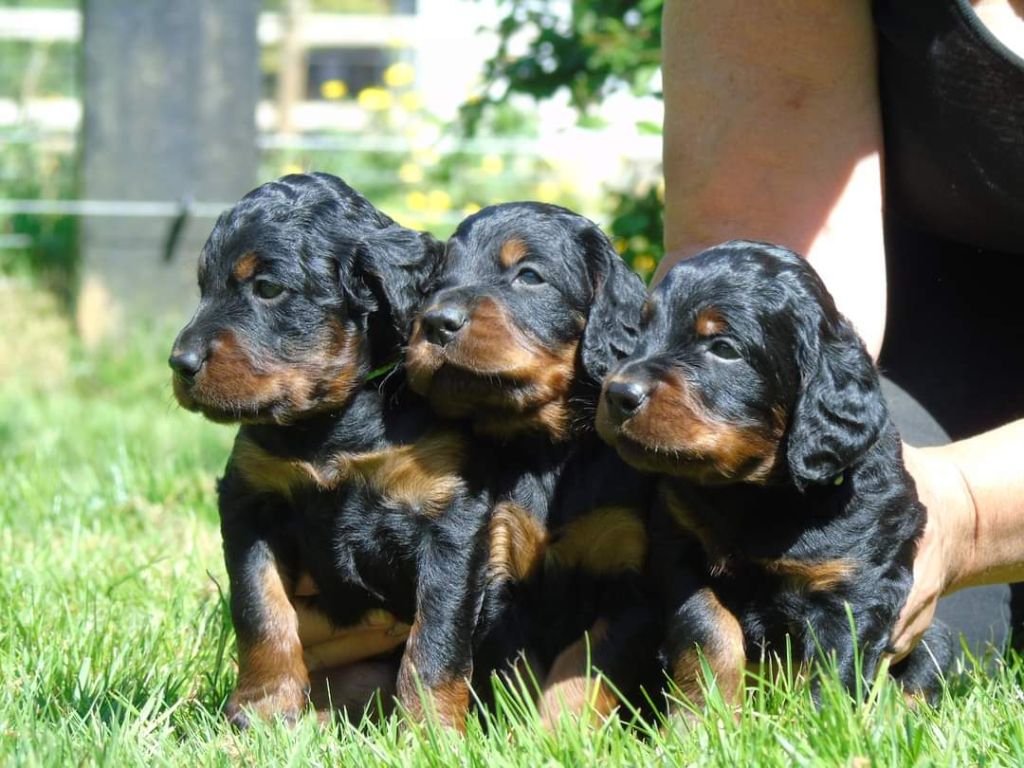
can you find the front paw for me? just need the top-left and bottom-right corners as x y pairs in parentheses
(225, 676), (309, 728)
(396, 669), (470, 732)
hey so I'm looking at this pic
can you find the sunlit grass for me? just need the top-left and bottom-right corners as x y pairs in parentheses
(2, 282), (1023, 766)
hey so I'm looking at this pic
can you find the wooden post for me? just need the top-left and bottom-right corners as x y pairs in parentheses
(79, 0), (259, 340)
(276, 0), (309, 135)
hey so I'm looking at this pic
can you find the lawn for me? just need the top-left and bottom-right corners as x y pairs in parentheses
(2, 278), (1024, 767)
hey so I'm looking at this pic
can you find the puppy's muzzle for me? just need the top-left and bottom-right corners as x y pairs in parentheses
(169, 335), (209, 383)
(421, 303), (468, 347)
(602, 377), (651, 425)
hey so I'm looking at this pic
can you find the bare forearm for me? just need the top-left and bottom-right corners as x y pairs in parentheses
(895, 422), (1024, 656)
(931, 420), (1024, 589)
(659, 0), (886, 355)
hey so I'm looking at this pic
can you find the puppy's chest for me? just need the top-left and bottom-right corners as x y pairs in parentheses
(231, 427), (472, 582)
(233, 427), (468, 514)
(487, 446), (651, 584)
(661, 482), (860, 596)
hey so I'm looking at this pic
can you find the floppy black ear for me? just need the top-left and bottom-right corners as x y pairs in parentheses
(785, 315), (888, 489)
(578, 227), (648, 384)
(356, 226), (445, 342)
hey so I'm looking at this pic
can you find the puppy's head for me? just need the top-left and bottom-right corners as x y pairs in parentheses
(403, 204), (643, 442)
(597, 241), (886, 488)
(169, 173), (441, 424)
(406, 203), (645, 441)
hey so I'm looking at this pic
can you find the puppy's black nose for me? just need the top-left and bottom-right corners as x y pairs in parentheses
(422, 304), (468, 346)
(604, 379), (650, 420)
(169, 347), (205, 380)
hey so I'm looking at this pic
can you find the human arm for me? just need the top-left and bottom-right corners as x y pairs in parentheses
(894, 421), (1024, 657)
(658, 0), (887, 357)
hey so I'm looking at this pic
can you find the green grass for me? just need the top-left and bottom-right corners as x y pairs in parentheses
(2, 280), (1024, 766)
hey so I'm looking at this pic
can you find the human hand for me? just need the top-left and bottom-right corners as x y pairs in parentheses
(891, 445), (976, 659)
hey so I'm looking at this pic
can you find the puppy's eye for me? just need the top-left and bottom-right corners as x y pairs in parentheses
(708, 339), (741, 360)
(253, 279), (285, 300)
(514, 268), (545, 286)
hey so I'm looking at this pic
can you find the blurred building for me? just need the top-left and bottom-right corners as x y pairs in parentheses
(0, 0), (661, 332)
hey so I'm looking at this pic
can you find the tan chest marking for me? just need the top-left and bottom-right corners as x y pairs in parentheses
(231, 435), (325, 498)
(663, 483), (729, 574)
(332, 431), (467, 516)
(548, 506), (647, 574)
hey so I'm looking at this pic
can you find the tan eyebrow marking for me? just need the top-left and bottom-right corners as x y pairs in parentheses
(640, 300), (655, 325)
(232, 251), (260, 281)
(499, 238), (529, 268)
(695, 307), (727, 337)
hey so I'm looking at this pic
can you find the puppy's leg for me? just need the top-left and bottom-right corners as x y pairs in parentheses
(309, 659), (399, 722)
(890, 620), (953, 705)
(538, 620), (620, 729)
(805, 603), (891, 701)
(665, 583), (746, 715)
(649, 508), (745, 718)
(396, 519), (487, 731)
(537, 576), (661, 728)
(471, 595), (539, 711)
(221, 512), (309, 728)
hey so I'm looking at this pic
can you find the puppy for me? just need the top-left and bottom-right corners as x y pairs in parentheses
(596, 240), (952, 710)
(170, 173), (514, 730)
(406, 202), (661, 725)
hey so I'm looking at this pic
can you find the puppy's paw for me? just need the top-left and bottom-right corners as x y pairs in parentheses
(537, 675), (619, 732)
(225, 676), (309, 729)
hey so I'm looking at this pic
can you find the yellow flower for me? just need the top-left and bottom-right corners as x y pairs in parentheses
(427, 189), (452, 212)
(358, 87), (393, 111)
(281, 163), (304, 176)
(398, 163), (424, 184)
(633, 254), (657, 276)
(533, 181), (560, 203)
(384, 61), (416, 89)
(406, 191), (428, 212)
(320, 79), (348, 100)
(480, 154), (504, 175)
(462, 203), (482, 216)
(400, 91), (424, 112)
(393, 214), (425, 231)
(413, 147), (440, 167)
(613, 238), (628, 255)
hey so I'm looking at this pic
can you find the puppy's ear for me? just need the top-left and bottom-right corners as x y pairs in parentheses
(333, 245), (377, 325)
(578, 226), (647, 384)
(785, 315), (887, 489)
(356, 226), (445, 341)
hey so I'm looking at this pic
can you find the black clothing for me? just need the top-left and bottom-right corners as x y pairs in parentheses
(876, 0), (1024, 439)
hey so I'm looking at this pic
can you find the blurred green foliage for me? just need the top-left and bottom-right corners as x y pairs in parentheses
(0, 141), (78, 303)
(263, 0), (394, 12)
(0, 41), (78, 100)
(262, 97), (579, 240)
(463, 0), (664, 278)
(465, 0), (661, 116)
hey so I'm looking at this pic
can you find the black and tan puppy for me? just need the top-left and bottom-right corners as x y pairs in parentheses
(596, 240), (951, 710)
(406, 202), (660, 725)
(170, 173), (516, 730)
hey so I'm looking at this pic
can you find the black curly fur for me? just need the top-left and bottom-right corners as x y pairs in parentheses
(597, 240), (952, 702)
